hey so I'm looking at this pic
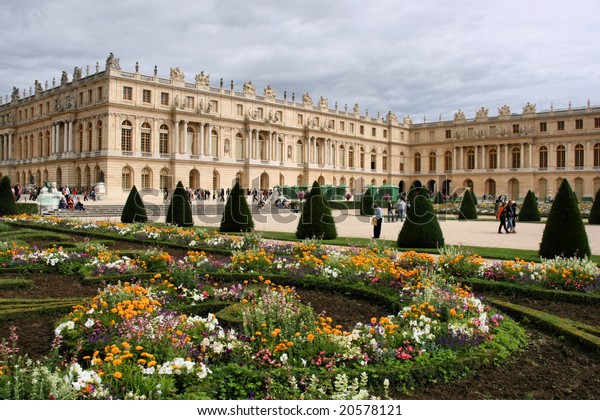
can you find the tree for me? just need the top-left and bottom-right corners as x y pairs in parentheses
(296, 181), (337, 239)
(397, 187), (445, 248)
(458, 189), (478, 220)
(518, 190), (541, 222)
(539, 179), (590, 259)
(220, 181), (254, 232)
(360, 187), (374, 216)
(0, 176), (17, 217)
(121, 185), (148, 223)
(166, 181), (194, 227)
(589, 188), (600, 225)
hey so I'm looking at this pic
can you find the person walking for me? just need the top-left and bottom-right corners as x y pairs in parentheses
(387, 198), (394, 222)
(510, 201), (518, 233)
(373, 204), (383, 239)
(497, 201), (509, 234)
(396, 197), (407, 222)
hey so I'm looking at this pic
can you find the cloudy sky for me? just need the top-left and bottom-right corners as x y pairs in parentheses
(1, 0), (598, 121)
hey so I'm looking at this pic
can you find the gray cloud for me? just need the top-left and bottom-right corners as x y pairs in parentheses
(1, 0), (598, 119)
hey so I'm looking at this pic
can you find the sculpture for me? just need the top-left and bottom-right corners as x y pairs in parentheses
(498, 105), (511, 116)
(264, 85), (275, 99)
(318, 96), (328, 109)
(243, 81), (255, 95)
(303, 93), (313, 106)
(170, 67), (185, 82)
(105, 52), (121, 70)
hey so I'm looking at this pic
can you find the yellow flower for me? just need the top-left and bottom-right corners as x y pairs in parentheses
(113, 372), (123, 379)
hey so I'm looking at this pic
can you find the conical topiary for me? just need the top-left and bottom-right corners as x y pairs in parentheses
(518, 190), (541, 222)
(166, 181), (193, 227)
(470, 189), (478, 205)
(0, 176), (17, 217)
(397, 187), (445, 248)
(458, 189), (478, 220)
(296, 181), (337, 239)
(589, 188), (600, 225)
(220, 181), (254, 232)
(434, 191), (444, 204)
(539, 179), (590, 258)
(121, 185), (148, 223)
(360, 187), (374, 216)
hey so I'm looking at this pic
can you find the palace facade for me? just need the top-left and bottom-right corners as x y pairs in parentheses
(1, 54), (599, 201)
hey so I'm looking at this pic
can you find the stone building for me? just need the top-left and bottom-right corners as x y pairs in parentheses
(1, 53), (599, 201)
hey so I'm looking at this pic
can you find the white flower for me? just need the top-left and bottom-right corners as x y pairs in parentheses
(84, 318), (95, 328)
(279, 353), (288, 364)
(55, 321), (75, 337)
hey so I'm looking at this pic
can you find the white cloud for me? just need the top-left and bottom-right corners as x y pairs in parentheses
(1, 0), (599, 119)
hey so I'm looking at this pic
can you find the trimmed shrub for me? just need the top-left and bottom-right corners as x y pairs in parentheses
(0, 176), (17, 216)
(434, 191), (444, 204)
(458, 189), (478, 220)
(539, 179), (590, 259)
(121, 185), (148, 223)
(398, 187), (445, 248)
(15, 203), (39, 215)
(220, 181), (254, 232)
(296, 181), (337, 239)
(360, 187), (374, 216)
(519, 190), (541, 222)
(166, 181), (194, 227)
(589, 188), (600, 225)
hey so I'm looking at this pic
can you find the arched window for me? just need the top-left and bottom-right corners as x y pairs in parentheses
(159, 124), (169, 155)
(97, 120), (103, 150)
(296, 140), (304, 163)
(511, 146), (521, 169)
(235, 133), (244, 160)
(429, 152), (436, 172)
(414, 153), (421, 173)
(87, 123), (93, 152)
(539, 146), (548, 168)
(574, 144), (584, 168)
(444, 150), (453, 171)
(348, 146), (354, 168)
(77, 124), (83, 153)
(160, 168), (171, 190)
(339, 144), (346, 167)
(370, 148), (377, 170)
(121, 120), (132, 151)
(382, 150), (388, 170)
(360, 147), (365, 169)
(488, 147), (497, 169)
(467, 148), (475, 170)
(594, 143), (600, 167)
(140, 122), (151, 154)
(556, 145), (566, 168)
(45, 131), (51, 157)
(141, 167), (152, 190)
(538, 178), (548, 200)
(122, 166), (132, 190)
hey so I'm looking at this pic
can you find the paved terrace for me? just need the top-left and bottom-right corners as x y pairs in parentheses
(39, 196), (600, 255)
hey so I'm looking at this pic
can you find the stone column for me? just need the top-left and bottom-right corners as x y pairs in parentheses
(207, 124), (213, 156)
(174, 120), (180, 154)
(246, 128), (251, 159)
(183, 120), (188, 154)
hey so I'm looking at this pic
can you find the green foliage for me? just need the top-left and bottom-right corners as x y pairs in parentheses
(220, 181), (254, 232)
(539, 179), (590, 259)
(0, 176), (17, 217)
(121, 185), (148, 223)
(470, 189), (478, 205)
(458, 189), (478, 220)
(434, 191), (444, 204)
(15, 203), (39, 215)
(166, 181), (194, 227)
(295, 181), (337, 239)
(518, 190), (541, 222)
(398, 187), (445, 248)
(360, 187), (374, 216)
(589, 188), (600, 225)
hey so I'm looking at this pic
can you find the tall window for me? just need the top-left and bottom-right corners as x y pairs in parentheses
(77, 124), (83, 153)
(429, 152), (436, 172)
(399, 152), (405, 172)
(557, 121), (565, 131)
(360, 148), (365, 169)
(575, 119), (583, 130)
(414, 153), (421, 173)
(122, 167), (132, 189)
(348, 146), (354, 168)
(142, 89), (151, 103)
(511, 146), (521, 169)
(556, 145), (566, 168)
(488, 147), (497, 169)
(539, 146), (548, 168)
(45, 131), (51, 156)
(296, 140), (304, 163)
(123, 86), (133, 100)
(382, 151), (388, 170)
(574, 144), (584, 167)
(159, 124), (169, 155)
(87, 123), (93, 151)
(141, 167), (151, 190)
(97, 120), (103, 150)
(444, 150), (453, 171)
(161, 92), (169, 106)
(467, 148), (475, 169)
(594, 143), (600, 167)
(121, 120), (132, 151)
(140, 123), (151, 153)
(370, 149), (377, 170)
